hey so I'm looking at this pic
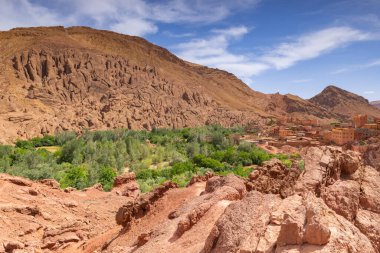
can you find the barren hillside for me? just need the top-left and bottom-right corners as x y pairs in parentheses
(371, 100), (380, 109)
(310, 86), (380, 120)
(0, 26), (336, 143)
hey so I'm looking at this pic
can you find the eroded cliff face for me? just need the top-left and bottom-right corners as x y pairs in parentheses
(0, 26), (340, 143)
(1, 48), (256, 142)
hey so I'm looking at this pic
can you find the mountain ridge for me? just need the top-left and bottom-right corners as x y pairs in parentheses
(370, 100), (380, 109)
(0, 26), (376, 142)
(309, 85), (380, 120)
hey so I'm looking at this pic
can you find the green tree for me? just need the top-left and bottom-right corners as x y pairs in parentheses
(60, 164), (89, 189)
(98, 166), (117, 191)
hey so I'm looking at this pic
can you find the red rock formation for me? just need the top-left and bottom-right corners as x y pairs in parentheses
(2, 146), (380, 252)
(112, 172), (140, 198)
(246, 158), (301, 198)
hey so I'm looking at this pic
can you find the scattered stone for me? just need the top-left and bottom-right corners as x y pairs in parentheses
(4, 241), (25, 252)
(38, 179), (60, 189)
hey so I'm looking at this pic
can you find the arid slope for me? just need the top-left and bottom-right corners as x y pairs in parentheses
(371, 100), (380, 109)
(0, 26), (336, 143)
(310, 85), (380, 120)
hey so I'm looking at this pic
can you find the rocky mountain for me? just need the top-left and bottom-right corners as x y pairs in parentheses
(1, 146), (380, 252)
(371, 100), (380, 109)
(310, 85), (380, 120)
(0, 26), (336, 143)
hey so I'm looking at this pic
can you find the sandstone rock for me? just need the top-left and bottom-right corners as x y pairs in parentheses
(363, 142), (380, 171)
(116, 181), (177, 226)
(295, 147), (363, 197)
(112, 172), (140, 198)
(338, 151), (361, 175)
(28, 188), (39, 196)
(321, 180), (360, 221)
(303, 222), (330, 245)
(187, 171), (215, 186)
(1, 174), (32, 187)
(204, 191), (375, 253)
(137, 232), (152, 247)
(355, 209), (380, 251)
(64, 187), (75, 193)
(247, 158), (301, 198)
(83, 183), (103, 192)
(113, 172), (136, 187)
(203, 191), (280, 253)
(205, 174), (246, 198)
(4, 241), (24, 252)
(63, 200), (78, 208)
(38, 179), (60, 189)
(277, 214), (304, 246)
(359, 166), (380, 213)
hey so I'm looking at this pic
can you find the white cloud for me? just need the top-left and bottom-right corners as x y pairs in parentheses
(110, 18), (158, 36)
(175, 26), (373, 84)
(163, 31), (195, 38)
(0, 0), (261, 36)
(364, 91), (375, 94)
(0, 0), (66, 30)
(176, 26), (269, 81)
(365, 59), (380, 67)
(332, 58), (380, 74)
(260, 27), (371, 69)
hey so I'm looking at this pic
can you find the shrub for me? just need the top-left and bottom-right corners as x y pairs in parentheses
(60, 164), (89, 189)
(98, 166), (117, 191)
(298, 160), (305, 171)
(282, 159), (292, 168)
(15, 140), (34, 149)
(193, 155), (224, 170)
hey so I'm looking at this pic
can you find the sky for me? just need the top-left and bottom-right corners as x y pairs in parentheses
(0, 0), (379, 101)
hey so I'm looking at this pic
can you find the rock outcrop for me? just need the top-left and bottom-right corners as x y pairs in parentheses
(1, 146), (380, 252)
(112, 172), (140, 198)
(116, 181), (178, 227)
(246, 158), (301, 198)
(0, 173), (132, 252)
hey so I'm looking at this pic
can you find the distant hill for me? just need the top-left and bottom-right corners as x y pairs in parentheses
(309, 85), (380, 120)
(370, 100), (380, 109)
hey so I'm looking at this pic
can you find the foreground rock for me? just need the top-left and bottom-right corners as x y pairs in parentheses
(100, 146), (380, 253)
(0, 173), (131, 252)
(2, 146), (380, 252)
(112, 172), (140, 198)
(247, 158), (301, 198)
(203, 192), (374, 252)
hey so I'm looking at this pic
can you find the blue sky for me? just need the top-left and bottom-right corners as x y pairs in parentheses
(0, 0), (379, 101)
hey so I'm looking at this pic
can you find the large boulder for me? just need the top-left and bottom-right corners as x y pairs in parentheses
(321, 180), (360, 221)
(359, 166), (380, 213)
(203, 192), (375, 253)
(112, 172), (140, 198)
(116, 181), (177, 226)
(355, 209), (380, 251)
(247, 158), (301, 198)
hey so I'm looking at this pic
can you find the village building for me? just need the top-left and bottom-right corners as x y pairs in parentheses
(324, 128), (355, 145)
(353, 114), (368, 128)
